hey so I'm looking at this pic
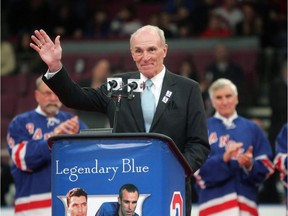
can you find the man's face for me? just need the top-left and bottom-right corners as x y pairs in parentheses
(130, 30), (168, 79)
(35, 82), (62, 117)
(67, 196), (87, 216)
(118, 189), (139, 216)
(211, 86), (238, 118)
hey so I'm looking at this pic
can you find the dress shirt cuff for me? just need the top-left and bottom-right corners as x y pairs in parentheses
(44, 66), (63, 79)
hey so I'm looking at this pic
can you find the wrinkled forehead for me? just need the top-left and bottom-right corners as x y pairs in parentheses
(131, 30), (162, 48)
(213, 85), (237, 96)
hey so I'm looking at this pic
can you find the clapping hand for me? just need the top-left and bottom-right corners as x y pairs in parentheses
(54, 116), (80, 135)
(237, 146), (253, 170)
(223, 142), (243, 162)
(223, 143), (254, 171)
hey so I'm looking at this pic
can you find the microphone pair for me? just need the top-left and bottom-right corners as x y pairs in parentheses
(107, 80), (138, 90)
(104, 78), (145, 98)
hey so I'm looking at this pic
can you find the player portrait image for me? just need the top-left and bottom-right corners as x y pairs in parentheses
(96, 183), (140, 216)
(58, 184), (148, 216)
(66, 188), (88, 216)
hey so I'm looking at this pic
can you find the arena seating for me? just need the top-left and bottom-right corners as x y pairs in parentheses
(0, 43), (259, 155)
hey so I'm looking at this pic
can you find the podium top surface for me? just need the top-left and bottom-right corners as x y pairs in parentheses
(48, 132), (193, 176)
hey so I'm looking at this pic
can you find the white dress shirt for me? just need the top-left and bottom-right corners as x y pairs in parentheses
(140, 66), (166, 107)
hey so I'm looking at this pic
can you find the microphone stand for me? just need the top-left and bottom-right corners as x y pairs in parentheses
(112, 94), (123, 133)
(109, 83), (137, 133)
(128, 89), (135, 100)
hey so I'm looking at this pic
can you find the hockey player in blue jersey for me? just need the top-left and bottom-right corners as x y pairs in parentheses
(6, 76), (88, 216)
(96, 184), (140, 216)
(274, 123), (288, 202)
(194, 78), (274, 216)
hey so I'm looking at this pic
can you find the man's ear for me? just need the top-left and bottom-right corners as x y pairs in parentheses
(130, 49), (136, 61)
(35, 90), (40, 103)
(163, 44), (168, 58)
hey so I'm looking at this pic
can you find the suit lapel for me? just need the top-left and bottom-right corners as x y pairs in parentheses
(151, 71), (176, 130)
(128, 91), (145, 131)
(126, 70), (176, 132)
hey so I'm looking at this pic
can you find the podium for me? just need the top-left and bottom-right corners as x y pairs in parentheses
(48, 132), (193, 215)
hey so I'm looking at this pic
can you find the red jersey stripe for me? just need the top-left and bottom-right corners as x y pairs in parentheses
(15, 199), (51, 212)
(199, 199), (238, 216)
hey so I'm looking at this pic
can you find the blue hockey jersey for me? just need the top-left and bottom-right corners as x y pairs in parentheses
(194, 115), (274, 216)
(96, 202), (140, 216)
(274, 123), (288, 192)
(6, 107), (87, 216)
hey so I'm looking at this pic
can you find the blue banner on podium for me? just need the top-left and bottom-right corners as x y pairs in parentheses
(49, 133), (192, 215)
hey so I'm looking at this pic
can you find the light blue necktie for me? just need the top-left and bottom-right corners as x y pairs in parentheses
(141, 79), (155, 132)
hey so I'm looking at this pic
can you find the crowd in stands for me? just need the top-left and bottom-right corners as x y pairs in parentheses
(1, 0), (286, 103)
(1, 0), (287, 208)
(2, 0), (286, 44)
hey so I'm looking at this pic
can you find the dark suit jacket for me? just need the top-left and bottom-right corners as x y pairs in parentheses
(43, 67), (210, 172)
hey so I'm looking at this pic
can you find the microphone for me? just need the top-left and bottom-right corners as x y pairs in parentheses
(108, 80), (117, 89)
(127, 79), (144, 99)
(127, 79), (145, 92)
(106, 78), (123, 97)
(105, 78), (142, 132)
(128, 81), (138, 90)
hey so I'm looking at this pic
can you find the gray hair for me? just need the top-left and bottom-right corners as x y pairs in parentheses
(35, 76), (43, 89)
(130, 25), (166, 48)
(208, 78), (238, 99)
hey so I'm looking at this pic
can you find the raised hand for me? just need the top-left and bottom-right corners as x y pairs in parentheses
(30, 29), (62, 72)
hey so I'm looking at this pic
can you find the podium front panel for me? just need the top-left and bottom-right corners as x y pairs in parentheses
(51, 136), (187, 215)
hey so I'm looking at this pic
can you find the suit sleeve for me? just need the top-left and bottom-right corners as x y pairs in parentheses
(43, 67), (111, 112)
(183, 83), (210, 173)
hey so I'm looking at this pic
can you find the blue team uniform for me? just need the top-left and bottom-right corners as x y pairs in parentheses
(274, 123), (288, 194)
(6, 107), (87, 216)
(96, 202), (139, 216)
(194, 114), (274, 216)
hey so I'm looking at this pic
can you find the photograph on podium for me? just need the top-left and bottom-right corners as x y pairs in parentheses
(49, 133), (192, 215)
